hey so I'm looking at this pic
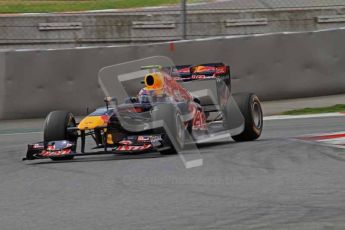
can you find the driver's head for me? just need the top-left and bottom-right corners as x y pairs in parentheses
(144, 72), (164, 90)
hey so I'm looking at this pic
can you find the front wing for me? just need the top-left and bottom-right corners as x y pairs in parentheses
(23, 134), (166, 161)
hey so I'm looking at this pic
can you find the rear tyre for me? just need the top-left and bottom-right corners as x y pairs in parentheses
(44, 111), (77, 161)
(151, 104), (186, 155)
(231, 93), (263, 142)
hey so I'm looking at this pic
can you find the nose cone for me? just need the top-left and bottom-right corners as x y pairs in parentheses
(78, 116), (107, 130)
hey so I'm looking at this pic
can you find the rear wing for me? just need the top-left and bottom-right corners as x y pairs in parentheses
(175, 63), (230, 80)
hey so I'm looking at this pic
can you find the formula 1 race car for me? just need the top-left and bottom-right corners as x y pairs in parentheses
(23, 63), (263, 161)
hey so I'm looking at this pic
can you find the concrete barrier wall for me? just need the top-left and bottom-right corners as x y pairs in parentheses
(0, 52), (5, 119)
(1, 28), (345, 119)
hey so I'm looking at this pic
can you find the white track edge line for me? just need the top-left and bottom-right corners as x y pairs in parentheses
(264, 113), (345, 120)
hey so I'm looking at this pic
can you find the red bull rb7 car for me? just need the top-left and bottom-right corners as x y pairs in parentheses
(23, 63), (263, 161)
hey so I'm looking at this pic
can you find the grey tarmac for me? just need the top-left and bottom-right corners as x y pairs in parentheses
(0, 116), (345, 230)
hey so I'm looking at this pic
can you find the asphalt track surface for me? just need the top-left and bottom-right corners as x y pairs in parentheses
(1, 116), (345, 230)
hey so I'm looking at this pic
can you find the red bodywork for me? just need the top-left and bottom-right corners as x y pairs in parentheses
(162, 72), (207, 131)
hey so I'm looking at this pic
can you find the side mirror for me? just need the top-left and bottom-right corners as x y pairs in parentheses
(104, 96), (117, 103)
(104, 97), (118, 109)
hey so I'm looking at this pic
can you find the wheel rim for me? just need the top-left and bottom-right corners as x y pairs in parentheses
(252, 101), (262, 129)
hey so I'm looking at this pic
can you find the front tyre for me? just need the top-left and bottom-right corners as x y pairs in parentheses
(44, 111), (77, 160)
(231, 93), (263, 142)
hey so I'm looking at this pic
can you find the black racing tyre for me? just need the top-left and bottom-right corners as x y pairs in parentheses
(230, 93), (263, 142)
(44, 111), (77, 160)
(151, 104), (186, 155)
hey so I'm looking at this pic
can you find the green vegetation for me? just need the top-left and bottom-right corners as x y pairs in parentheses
(283, 104), (345, 115)
(0, 0), (183, 13)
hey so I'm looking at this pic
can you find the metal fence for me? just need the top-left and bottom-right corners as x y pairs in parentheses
(1, 0), (345, 49)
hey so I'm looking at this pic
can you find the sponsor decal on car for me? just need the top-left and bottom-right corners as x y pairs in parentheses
(137, 136), (151, 142)
(192, 110), (207, 130)
(40, 148), (72, 157)
(119, 140), (133, 145)
(33, 143), (44, 149)
(115, 144), (152, 151)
